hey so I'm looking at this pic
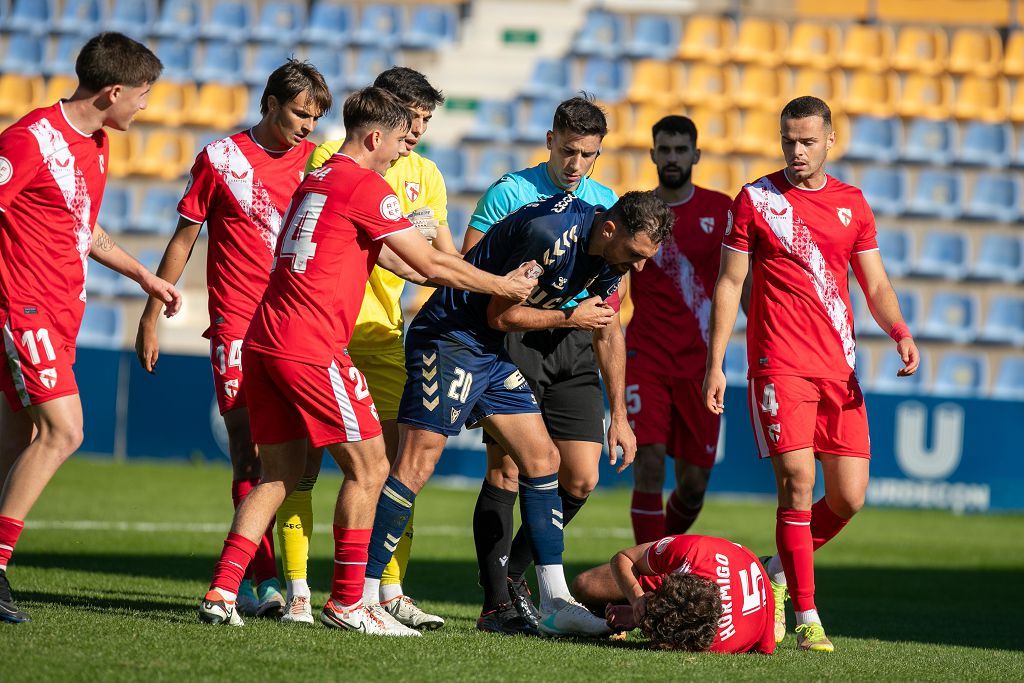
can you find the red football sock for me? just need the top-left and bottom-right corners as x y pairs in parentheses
(232, 478), (278, 583)
(331, 527), (372, 606)
(210, 532), (258, 595)
(810, 498), (849, 550)
(665, 490), (702, 535)
(0, 516), (25, 570)
(776, 507), (815, 612)
(630, 491), (665, 544)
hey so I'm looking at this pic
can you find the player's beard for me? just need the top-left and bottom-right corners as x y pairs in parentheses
(657, 165), (691, 190)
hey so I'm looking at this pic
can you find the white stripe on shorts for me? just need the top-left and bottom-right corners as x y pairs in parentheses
(2, 322), (30, 407)
(749, 382), (770, 459)
(328, 361), (363, 442)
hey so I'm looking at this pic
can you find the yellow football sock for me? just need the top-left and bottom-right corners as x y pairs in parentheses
(381, 502), (414, 588)
(276, 475), (316, 581)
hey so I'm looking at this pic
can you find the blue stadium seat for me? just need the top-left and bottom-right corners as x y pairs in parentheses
(465, 149), (523, 194)
(352, 5), (403, 49)
(155, 39), (193, 82)
(956, 122), (1012, 167)
(77, 302), (124, 349)
(977, 295), (1024, 346)
(579, 57), (628, 102)
(931, 352), (988, 397)
(118, 249), (164, 298)
(904, 170), (962, 220)
(962, 173), (1020, 223)
(465, 100), (516, 143)
(45, 33), (83, 77)
(132, 187), (182, 235)
(1015, 125), (1024, 168)
(85, 263), (121, 297)
(153, 0), (202, 39)
(427, 146), (466, 195)
(991, 356), (1024, 400)
(724, 342), (748, 386)
(854, 347), (873, 387)
(402, 5), (458, 50)
(919, 291), (978, 343)
(624, 14), (681, 60)
(347, 48), (396, 89)
(513, 97), (559, 144)
(876, 227), (913, 278)
(53, 0), (103, 34)
(851, 285), (916, 338)
(98, 185), (132, 233)
(446, 204), (469, 245)
(300, 1), (353, 48)
(194, 41), (244, 85)
(900, 118), (955, 165)
(521, 58), (573, 100)
(242, 84), (264, 127)
(873, 347), (929, 394)
(572, 11), (626, 58)
(859, 167), (906, 217)
(252, 2), (306, 44)
(6, 0), (52, 34)
(2, 32), (45, 75)
(248, 44), (294, 86)
(828, 162), (853, 184)
(841, 116), (899, 163)
(911, 230), (968, 279)
(970, 234), (1023, 283)
(304, 45), (346, 91)
(107, 0), (156, 38)
(200, 1), (253, 42)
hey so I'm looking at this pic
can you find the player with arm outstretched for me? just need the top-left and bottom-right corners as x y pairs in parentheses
(0, 32), (179, 624)
(703, 96), (920, 652)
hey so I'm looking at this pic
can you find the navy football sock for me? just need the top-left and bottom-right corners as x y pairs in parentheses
(365, 476), (416, 580)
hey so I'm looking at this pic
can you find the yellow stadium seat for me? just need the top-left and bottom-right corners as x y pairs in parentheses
(626, 60), (675, 108)
(133, 131), (196, 180)
(43, 75), (78, 106)
(527, 147), (548, 168)
(628, 104), (674, 149)
(589, 151), (631, 196)
(891, 26), (948, 75)
(745, 156), (783, 183)
(686, 106), (735, 154)
(829, 112), (850, 158)
(634, 150), (659, 188)
(837, 24), (894, 72)
(185, 84), (247, 130)
(878, 0), (1009, 24)
(0, 74), (43, 118)
(784, 21), (841, 69)
(794, 0), (871, 19)
(1002, 31), (1024, 77)
(843, 70), (898, 117)
(693, 156), (739, 195)
(599, 101), (632, 150)
(135, 81), (196, 127)
(895, 73), (953, 120)
(732, 17), (788, 67)
(789, 67), (846, 103)
(948, 28), (1002, 78)
(106, 129), (142, 178)
(733, 109), (781, 155)
(952, 76), (1009, 122)
(677, 15), (734, 64)
(732, 65), (788, 111)
(1010, 78), (1024, 123)
(676, 64), (733, 110)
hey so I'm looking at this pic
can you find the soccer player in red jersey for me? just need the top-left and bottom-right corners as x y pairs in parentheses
(703, 97), (920, 652)
(197, 87), (537, 635)
(0, 33), (180, 623)
(572, 534), (775, 654)
(626, 116), (732, 545)
(134, 59), (332, 619)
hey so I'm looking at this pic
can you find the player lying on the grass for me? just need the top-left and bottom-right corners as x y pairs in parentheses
(136, 59), (333, 621)
(361, 191), (673, 638)
(0, 32), (180, 625)
(198, 86), (538, 636)
(572, 534), (775, 654)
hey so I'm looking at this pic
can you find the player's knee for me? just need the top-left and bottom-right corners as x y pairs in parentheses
(828, 491), (864, 519)
(570, 572), (590, 598)
(38, 423), (83, 458)
(560, 473), (596, 499)
(633, 448), (665, 491)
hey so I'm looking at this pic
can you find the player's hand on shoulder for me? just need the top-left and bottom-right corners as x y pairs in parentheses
(896, 337), (920, 376)
(703, 367), (726, 415)
(499, 260), (541, 302)
(569, 296), (615, 331)
(135, 320), (159, 374)
(406, 207), (439, 243)
(139, 271), (182, 318)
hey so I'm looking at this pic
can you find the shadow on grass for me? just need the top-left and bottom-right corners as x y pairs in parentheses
(11, 551), (1023, 652)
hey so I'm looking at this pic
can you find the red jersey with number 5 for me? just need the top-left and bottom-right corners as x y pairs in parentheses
(178, 131), (314, 337)
(245, 154), (413, 367)
(723, 170), (878, 381)
(644, 534), (775, 654)
(0, 102), (108, 349)
(626, 186), (732, 379)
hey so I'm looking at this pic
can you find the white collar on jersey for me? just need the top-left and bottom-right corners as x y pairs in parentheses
(57, 100), (93, 138)
(783, 167), (829, 192)
(246, 128), (291, 154)
(659, 184), (696, 207)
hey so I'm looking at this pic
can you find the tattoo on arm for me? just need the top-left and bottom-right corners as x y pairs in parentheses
(94, 229), (115, 252)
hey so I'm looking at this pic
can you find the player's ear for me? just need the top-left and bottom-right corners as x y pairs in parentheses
(104, 83), (122, 104)
(266, 95), (279, 114)
(693, 147), (701, 165)
(545, 130), (553, 150)
(826, 128), (835, 152)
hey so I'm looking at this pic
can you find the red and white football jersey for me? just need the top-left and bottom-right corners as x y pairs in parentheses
(178, 131), (314, 337)
(723, 170), (878, 381)
(644, 534), (776, 655)
(245, 154), (413, 366)
(0, 102), (108, 349)
(627, 185), (732, 379)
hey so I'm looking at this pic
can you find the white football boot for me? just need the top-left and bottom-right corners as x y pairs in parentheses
(380, 595), (445, 630)
(319, 600), (421, 637)
(538, 597), (612, 637)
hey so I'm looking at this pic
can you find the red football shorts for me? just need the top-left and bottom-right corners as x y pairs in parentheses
(747, 375), (870, 459)
(0, 308), (78, 411)
(242, 347), (382, 448)
(625, 363), (720, 468)
(210, 331), (247, 414)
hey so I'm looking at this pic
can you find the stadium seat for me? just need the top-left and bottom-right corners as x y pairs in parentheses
(134, 81), (195, 127)
(194, 41), (244, 85)
(688, 106), (735, 155)
(465, 100), (516, 143)
(837, 24), (893, 72)
(0, 73), (43, 117)
(572, 10), (626, 59)
(106, 0), (156, 38)
(352, 5), (403, 49)
(348, 48), (397, 89)
(105, 129), (141, 178)
(693, 157), (738, 195)
(723, 342), (747, 385)
(827, 162), (854, 184)
(970, 234), (1023, 283)
(2, 31), (45, 75)
(956, 122), (1012, 168)
(732, 109), (779, 155)
(900, 118), (955, 165)
(45, 33), (88, 77)
(119, 248), (164, 298)
(843, 70), (897, 117)
(854, 347), (873, 387)
(185, 83), (247, 130)
(876, 227), (913, 278)
(784, 21), (840, 68)
(85, 263), (121, 297)
(745, 157), (784, 184)
(427, 146), (466, 195)
(732, 17), (787, 67)
(895, 74), (953, 120)
(522, 58), (573, 100)
(624, 14), (681, 60)
(732, 65), (787, 111)
(153, 0), (201, 38)
(904, 170), (963, 220)
(248, 44), (294, 86)
(931, 352), (987, 397)
(873, 347), (928, 394)
(963, 173), (1020, 223)
(465, 149), (523, 194)
(948, 27), (1002, 78)
(97, 184), (132, 234)
(589, 151), (629, 197)
(991, 356), (1024, 400)
(953, 76), (1009, 122)
(675, 63), (733, 109)
(624, 59), (674, 107)
(153, 39), (193, 82)
(911, 230), (968, 279)
(446, 204), (469, 245)
(677, 15), (734, 64)
(512, 97), (556, 144)
(977, 295), (1024, 346)
(6, 0), (52, 34)
(77, 302), (124, 349)
(300, 1), (353, 47)
(577, 57), (629, 103)
(919, 291), (978, 343)
(131, 186), (182, 235)
(859, 166), (906, 216)
(596, 101), (632, 150)
(790, 67), (845, 103)
(402, 5), (458, 50)
(303, 45), (345, 92)
(132, 131), (195, 180)
(252, 2), (305, 44)
(843, 116), (900, 163)
(53, 0), (103, 34)
(624, 104), (668, 149)
(200, 1), (253, 42)
(1011, 79), (1024, 125)
(1005, 31), (1024, 78)
(891, 25), (947, 74)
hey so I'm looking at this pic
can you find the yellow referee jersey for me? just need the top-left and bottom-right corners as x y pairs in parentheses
(306, 140), (448, 352)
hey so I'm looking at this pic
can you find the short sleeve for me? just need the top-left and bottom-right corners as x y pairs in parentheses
(177, 151), (216, 224)
(722, 188), (756, 254)
(605, 290), (621, 312)
(0, 127), (42, 212)
(306, 138), (342, 173)
(468, 175), (521, 234)
(644, 535), (698, 576)
(853, 193), (878, 254)
(348, 175), (413, 241)
(423, 159), (449, 227)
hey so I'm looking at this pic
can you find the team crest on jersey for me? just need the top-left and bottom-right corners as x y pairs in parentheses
(837, 207), (852, 226)
(223, 379), (239, 398)
(404, 181), (420, 203)
(0, 156), (12, 185)
(450, 407), (461, 424)
(39, 368), (58, 390)
(380, 194), (403, 221)
(700, 216), (715, 234)
(767, 423), (781, 444)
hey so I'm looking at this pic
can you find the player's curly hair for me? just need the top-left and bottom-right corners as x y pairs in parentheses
(640, 573), (722, 652)
(607, 191), (675, 244)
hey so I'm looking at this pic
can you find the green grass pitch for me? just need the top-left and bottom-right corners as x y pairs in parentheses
(1, 457), (1021, 681)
